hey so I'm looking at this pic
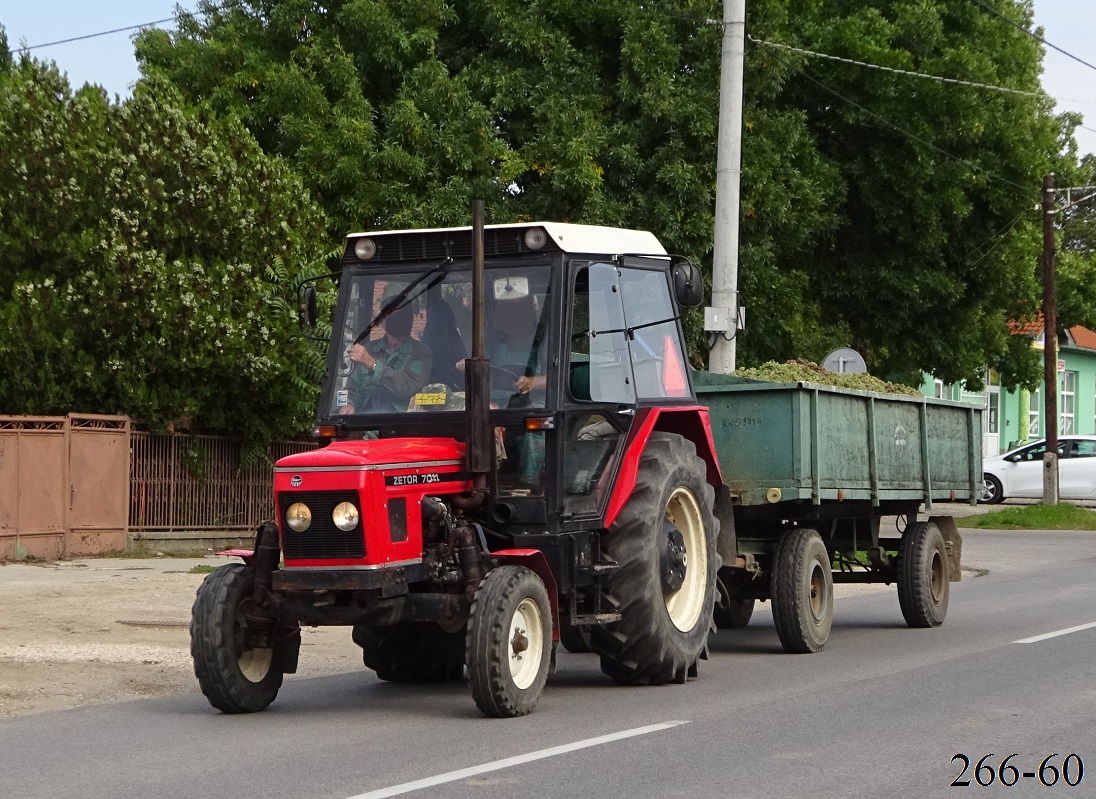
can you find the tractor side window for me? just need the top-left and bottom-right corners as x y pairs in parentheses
(618, 267), (689, 400)
(569, 264), (635, 404)
(562, 414), (621, 516)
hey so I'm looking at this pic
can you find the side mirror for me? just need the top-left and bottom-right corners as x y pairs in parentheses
(299, 285), (318, 328)
(671, 260), (704, 308)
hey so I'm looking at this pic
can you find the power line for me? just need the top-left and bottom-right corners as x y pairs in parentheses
(967, 0), (1096, 75)
(748, 34), (1051, 101)
(10, 1), (240, 54)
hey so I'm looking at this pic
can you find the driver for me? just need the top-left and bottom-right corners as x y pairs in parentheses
(339, 300), (433, 414)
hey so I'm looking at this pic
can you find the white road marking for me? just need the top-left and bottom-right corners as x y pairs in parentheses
(1014, 620), (1096, 644)
(344, 720), (690, 799)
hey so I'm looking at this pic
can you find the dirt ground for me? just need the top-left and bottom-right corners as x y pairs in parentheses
(0, 556), (365, 719)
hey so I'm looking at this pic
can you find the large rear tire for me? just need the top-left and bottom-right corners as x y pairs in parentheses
(770, 528), (833, 654)
(191, 563), (283, 713)
(467, 565), (552, 718)
(897, 521), (950, 628)
(352, 622), (465, 683)
(591, 433), (719, 684)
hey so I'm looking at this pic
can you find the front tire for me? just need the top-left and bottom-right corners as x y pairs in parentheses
(897, 521), (950, 628)
(191, 563), (283, 713)
(770, 528), (833, 653)
(591, 433), (719, 684)
(467, 565), (552, 718)
(352, 623), (465, 683)
(980, 474), (1004, 504)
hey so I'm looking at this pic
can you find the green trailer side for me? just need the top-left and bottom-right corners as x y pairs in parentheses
(694, 372), (982, 510)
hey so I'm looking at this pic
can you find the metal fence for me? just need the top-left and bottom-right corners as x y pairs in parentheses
(129, 431), (316, 532)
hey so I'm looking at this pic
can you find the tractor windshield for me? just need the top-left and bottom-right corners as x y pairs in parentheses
(322, 264), (553, 418)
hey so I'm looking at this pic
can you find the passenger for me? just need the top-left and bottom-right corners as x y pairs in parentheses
(420, 294), (467, 388)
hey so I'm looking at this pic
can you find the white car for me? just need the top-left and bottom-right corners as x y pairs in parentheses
(980, 435), (1096, 503)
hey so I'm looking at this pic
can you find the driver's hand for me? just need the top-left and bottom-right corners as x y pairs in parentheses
(516, 374), (545, 394)
(349, 343), (376, 370)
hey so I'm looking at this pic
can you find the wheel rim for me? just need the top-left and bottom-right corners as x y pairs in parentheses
(929, 548), (946, 605)
(808, 560), (828, 624)
(981, 477), (997, 502)
(234, 600), (273, 683)
(664, 486), (707, 633)
(508, 597), (544, 690)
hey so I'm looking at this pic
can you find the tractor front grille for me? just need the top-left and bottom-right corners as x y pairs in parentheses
(278, 491), (365, 560)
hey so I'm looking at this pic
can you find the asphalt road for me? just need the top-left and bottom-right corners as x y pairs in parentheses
(3, 526), (1095, 799)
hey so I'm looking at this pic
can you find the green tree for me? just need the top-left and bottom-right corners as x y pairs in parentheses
(0, 53), (328, 448)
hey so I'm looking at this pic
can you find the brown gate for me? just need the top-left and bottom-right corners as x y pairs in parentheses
(0, 414), (130, 559)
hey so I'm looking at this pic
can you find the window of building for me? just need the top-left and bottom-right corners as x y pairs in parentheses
(1061, 371), (1076, 434)
(1028, 389), (1041, 437)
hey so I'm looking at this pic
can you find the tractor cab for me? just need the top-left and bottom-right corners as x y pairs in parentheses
(308, 222), (703, 535)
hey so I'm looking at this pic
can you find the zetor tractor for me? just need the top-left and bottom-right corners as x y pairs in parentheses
(191, 210), (733, 717)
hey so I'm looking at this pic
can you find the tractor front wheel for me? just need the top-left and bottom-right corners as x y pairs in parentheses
(467, 565), (552, 718)
(352, 623), (465, 683)
(191, 563), (283, 713)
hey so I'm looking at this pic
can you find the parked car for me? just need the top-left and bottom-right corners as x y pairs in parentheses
(980, 435), (1096, 503)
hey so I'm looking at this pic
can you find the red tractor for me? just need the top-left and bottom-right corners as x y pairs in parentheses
(191, 208), (727, 717)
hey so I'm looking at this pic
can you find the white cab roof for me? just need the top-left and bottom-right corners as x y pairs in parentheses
(347, 222), (667, 256)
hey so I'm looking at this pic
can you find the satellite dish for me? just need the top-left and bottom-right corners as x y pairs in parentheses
(822, 347), (867, 374)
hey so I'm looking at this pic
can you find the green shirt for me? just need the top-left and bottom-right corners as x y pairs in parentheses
(347, 336), (433, 413)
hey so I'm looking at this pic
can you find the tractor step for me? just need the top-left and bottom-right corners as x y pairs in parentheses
(574, 612), (622, 625)
(590, 560), (618, 575)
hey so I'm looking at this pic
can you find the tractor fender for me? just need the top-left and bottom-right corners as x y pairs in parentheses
(604, 406), (723, 529)
(491, 549), (560, 639)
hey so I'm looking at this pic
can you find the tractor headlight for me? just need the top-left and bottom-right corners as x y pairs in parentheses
(523, 227), (548, 250)
(353, 237), (376, 260)
(333, 501), (360, 531)
(285, 502), (312, 532)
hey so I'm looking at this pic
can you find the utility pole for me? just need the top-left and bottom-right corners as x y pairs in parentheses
(1042, 173), (1060, 505)
(708, 0), (746, 374)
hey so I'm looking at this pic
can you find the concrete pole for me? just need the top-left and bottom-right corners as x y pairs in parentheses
(708, 0), (746, 374)
(1042, 173), (1060, 505)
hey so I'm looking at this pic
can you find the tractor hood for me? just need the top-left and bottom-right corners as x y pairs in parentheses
(276, 437), (466, 470)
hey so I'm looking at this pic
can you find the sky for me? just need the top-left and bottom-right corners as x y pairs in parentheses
(2, 1), (1096, 154)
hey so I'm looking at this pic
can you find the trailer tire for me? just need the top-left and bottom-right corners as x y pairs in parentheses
(897, 521), (949, 628)
(714, 573), (755, 629)
(770, 528), (833, 653)
(467, 565), (552, 717)
(591, 433), (718, 685)
(979, 474), (1004, 504)
(191, 563), (283, 713)
(352, 623), (465, 683)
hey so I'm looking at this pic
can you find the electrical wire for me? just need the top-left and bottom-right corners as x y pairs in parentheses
(967, 0), (1096, 75)
(11, 0), (242, 54)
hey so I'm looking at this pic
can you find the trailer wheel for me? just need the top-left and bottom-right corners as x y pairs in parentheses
(979, 474), (1003, 504)
(191, 563), (283, 713)
(897, 521), (949, 628)
(713, 573), (755, 629)
(352, 623), (465, 683)
(770, 528), (833, 653)
(467, 565), (552, 717)
(591, 433), (718, 684)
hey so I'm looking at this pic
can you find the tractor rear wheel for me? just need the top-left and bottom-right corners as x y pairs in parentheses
(352, 623), (465, 683)
(467, 565), (552, 718)
(770, 528), (833, 653)
(191, 563), (283, 713)
(897, 521), (950, 628)
(591, 433), (719, 685)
